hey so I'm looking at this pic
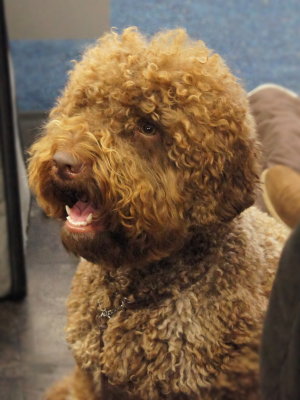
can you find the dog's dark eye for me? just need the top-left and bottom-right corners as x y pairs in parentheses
(139, 121), (157, 136)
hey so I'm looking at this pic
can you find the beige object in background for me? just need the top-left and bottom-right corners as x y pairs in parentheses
(261, 165), (300, 229)
(249, 84), (300, 229)
(5, 0), (109, 39)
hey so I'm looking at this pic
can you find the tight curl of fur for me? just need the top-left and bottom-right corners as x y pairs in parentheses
(28, 28), (287, 400)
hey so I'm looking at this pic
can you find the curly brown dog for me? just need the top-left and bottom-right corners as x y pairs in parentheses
(28, 28), (287, 400)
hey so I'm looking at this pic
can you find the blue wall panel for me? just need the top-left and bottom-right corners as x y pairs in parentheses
(111, 0), (300, 94)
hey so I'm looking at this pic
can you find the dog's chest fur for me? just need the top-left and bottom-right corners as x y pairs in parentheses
(65, 208), (286, 399)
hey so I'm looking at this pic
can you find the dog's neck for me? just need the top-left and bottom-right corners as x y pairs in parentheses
(94, 220), (235, 312)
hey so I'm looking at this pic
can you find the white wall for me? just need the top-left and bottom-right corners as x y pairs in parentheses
(5, 0), (109, 39)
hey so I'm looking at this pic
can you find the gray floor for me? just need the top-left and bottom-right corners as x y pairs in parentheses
(0, 112), (77, 400)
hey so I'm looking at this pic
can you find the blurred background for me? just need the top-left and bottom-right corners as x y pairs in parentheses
(7, 0), (300, 113)
(0, 0), (299, 399)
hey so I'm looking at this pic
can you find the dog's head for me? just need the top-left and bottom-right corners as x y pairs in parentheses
(28, 28), (259, 265)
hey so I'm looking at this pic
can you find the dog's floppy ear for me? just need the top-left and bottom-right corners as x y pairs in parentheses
(181, 112), (260, 226)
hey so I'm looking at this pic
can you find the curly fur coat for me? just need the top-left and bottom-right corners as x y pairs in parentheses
(28, 28), (288, 399)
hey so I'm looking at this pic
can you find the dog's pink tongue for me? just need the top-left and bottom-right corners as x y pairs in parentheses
(69, 200), (96, 221)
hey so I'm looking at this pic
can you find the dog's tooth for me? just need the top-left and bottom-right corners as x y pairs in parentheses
(65, 205), (71, 215)
(66, 215), (88, 227)
(77, 221), (88, 226)
(66, 215), (76, 225)
(86, 213), (93, 224)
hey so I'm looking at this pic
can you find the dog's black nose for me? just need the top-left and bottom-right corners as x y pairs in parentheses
(52, 151), (83, 178)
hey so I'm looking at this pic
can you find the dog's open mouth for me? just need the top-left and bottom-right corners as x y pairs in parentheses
(65, 197), (106, 233)
(65, 199), (94, 227)
(52, 184), (106, 234)
(65, 198), (103, 233)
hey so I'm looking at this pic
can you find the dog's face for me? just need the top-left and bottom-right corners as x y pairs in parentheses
(28, 28), (259, 265)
